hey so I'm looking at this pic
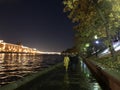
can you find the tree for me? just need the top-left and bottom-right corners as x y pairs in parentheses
(63, 0), (120, 58)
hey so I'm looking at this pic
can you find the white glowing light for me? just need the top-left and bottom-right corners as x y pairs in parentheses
(99, 41), (120, 57)
(95, 40), (99, 44)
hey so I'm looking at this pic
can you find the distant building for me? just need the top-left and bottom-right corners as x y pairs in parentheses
(0, 40), (40, 54)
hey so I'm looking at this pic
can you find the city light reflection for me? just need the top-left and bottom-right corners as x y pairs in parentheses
(80, 60), (102, 90)
(0, 53), (62, 86)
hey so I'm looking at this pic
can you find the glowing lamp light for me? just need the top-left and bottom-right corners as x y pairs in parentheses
(94, 35), (98, 39)
(95, 40), (99, 44)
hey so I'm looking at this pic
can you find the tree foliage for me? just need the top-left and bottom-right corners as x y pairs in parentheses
(63, 0), (120, 55)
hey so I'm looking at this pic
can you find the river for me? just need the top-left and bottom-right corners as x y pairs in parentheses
(0, 53), (63, 87)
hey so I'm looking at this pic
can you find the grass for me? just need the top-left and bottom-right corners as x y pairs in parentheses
(89, 55), (120, 72)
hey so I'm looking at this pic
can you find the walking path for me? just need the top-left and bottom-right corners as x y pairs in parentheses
(14, 61), (101, 90)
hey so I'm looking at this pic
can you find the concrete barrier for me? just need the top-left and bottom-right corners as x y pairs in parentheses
(84, 59), (120, 90)
(0, 62), (63, 90)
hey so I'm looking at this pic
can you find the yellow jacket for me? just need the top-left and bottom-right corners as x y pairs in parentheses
(64, 56), (70, 67)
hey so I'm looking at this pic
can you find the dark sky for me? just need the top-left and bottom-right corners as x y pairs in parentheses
(0, 0), (74, 52)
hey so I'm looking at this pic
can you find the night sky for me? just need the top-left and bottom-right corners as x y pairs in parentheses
(0, 0), (74, 52)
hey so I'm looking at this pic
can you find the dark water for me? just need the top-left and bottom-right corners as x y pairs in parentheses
(0, 53), (63, 87)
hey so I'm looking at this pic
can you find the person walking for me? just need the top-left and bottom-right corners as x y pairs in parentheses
(69, 53), (78, 71)
(64, 55), (70, 72)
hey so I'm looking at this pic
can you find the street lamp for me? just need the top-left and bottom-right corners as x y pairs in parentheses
(95, 40), (99, 44)
(94, 40), (100, 57)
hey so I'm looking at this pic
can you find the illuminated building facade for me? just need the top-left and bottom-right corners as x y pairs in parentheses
(0, 40), (40, 54)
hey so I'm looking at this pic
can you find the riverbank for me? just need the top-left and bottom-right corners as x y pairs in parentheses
(14, 61), (100, 90)
(0, 58), (102, 90)
(84, 57), (120, 90)
(0, 63), (63, 90)
(0, 54), (63, 87)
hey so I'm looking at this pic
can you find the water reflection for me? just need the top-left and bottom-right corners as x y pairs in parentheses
(0, 53), (62, 86)
(80, 60), (102, 90)
(62, 59), (102, 90)
(64, 73), (70, 89)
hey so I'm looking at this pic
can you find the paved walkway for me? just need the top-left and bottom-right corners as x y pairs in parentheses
(15, 62), (100, 90)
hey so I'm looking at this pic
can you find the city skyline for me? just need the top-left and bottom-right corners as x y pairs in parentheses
(0, 0), (74, 52)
